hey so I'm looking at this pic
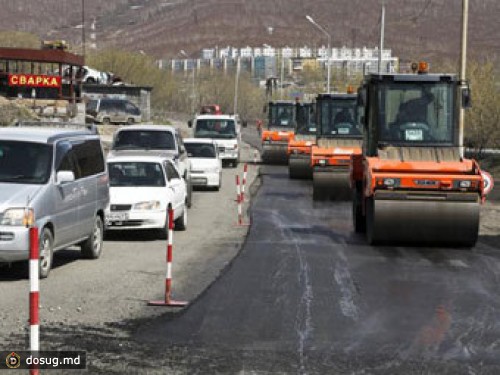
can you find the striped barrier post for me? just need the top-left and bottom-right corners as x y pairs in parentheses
(29, 227), (39, 375)
(235, 175), (250, 227)
(148, 207), (188, 307)
(253, 150), (258, 165)
(241, 163), (248, 202)
(236, 175), (242, 224)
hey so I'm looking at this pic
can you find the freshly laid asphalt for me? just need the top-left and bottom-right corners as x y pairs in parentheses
(134, 130), (500, 374)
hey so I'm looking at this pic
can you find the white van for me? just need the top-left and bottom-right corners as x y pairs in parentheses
(188, 114), (246, 168)
(0, 126), (109, 278)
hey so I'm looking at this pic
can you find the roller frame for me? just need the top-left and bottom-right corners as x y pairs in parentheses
(312, 167), (352, 201)
(366, 190), (480, 247)
(289, 154), (312, 179)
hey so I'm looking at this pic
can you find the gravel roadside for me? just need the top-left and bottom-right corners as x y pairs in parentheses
(0, 121), (262, 373)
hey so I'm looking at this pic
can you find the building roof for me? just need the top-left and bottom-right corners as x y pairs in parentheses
(0, 47), (84, 66)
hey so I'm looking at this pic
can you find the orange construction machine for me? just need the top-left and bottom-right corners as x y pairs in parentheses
(351, 65), (491, 246)
(288, 102), (317, 179)
(261, 101), (296, 164)
(310, 92), (363, 200)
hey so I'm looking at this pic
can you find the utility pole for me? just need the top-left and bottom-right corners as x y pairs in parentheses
(378, 1), (385, 74)
(81, 0), (86, 60)
(459, 0), (469, 157)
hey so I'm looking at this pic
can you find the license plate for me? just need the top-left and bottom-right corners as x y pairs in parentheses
(405, 129), (423, 141)
(107, 212), (129, 222)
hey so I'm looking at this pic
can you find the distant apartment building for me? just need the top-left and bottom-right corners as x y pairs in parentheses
(160, 46), (398, 79)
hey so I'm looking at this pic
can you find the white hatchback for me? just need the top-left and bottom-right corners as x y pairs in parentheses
(105, 153), (187, 238)
(183, 138), (222, 190)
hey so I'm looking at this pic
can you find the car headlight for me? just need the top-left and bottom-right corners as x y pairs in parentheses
(1, 208), (34, 226)
(133, 201), (161, 210)
(207, 166), (220, 173)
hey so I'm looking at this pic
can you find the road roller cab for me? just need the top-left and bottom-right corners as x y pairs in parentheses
(351, 69), (489, 246)
(311, 92), (363, 200)
(288, 102), (317, 179)
(261, 101), (296, 164)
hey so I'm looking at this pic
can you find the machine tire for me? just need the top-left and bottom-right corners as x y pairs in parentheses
(175, 206), (187, 231)
(313, 185), (328, 201)
(81, 215), (104, 259)
(365, 197), (377, 245)
(39, 228), (54, 279)
(353, 186), (366, 233)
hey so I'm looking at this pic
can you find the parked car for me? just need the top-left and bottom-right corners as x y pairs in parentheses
(105, 153), (187, 239)
(109, 125), (193, 207)
(0, 126), (109, 278)
(183, 138), (222, 190)
(63, 65), (108, 84)
(86, 98), (142, 125)
(188, 114), (246, 168)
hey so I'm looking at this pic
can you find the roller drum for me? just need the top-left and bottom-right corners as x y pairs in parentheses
(262, 144), (289, 165)
(366, 191), (480, 246)
(312, 169), (351, 201)
(289, 155), (312, 179)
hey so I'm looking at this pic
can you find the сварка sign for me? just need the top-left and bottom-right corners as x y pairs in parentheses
(8, 74), (61, 88)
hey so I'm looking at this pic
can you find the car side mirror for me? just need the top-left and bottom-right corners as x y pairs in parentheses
(56, 171), (75, 185)
(462, 86), (472, 109)
(188, 120), (193, 128)
(180, 146), (186, 154)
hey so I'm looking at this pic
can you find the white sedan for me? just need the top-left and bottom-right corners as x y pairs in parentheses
(105, 153), (187, 239)
(183, 138), (222, 190)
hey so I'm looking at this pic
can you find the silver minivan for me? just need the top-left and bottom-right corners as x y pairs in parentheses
(0, 127), (109, 277)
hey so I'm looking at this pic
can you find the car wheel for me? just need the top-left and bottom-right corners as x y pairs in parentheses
(175, 205), (187, 231)
(81, 215), (104, 259)
(127, 117), (135, 125)
(215, 174), (222, 191)
(39, 228), (54, 279)
(102, 117), (111, 125)
(186, 180), (193, 208)
(86, 77), (96, 83)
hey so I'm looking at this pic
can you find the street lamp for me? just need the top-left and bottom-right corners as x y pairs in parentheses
(306, 15), (331, 93)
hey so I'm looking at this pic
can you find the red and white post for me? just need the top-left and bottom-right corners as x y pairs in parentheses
(235, 175), (249, 226)
(29, 227), (40, 375)
(148, 208), (188, 307)
(253, 149), (258, 165)
(241, 163), (248, 202)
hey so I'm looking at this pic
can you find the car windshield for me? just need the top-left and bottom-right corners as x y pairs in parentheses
(112, 130), (176, 150)
(377, 82), (455, 144)
(108, 162), (166, 187)
(319, 98), (362, 138)
(184, 143), (217, 158)
(194, 119), (236, 139)
(296, 105), (317, 135)
(0, 141), (52, 184)
(270, 105), (296, 128)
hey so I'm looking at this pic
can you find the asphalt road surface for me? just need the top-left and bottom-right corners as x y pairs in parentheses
(133, 160), (500, 374)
